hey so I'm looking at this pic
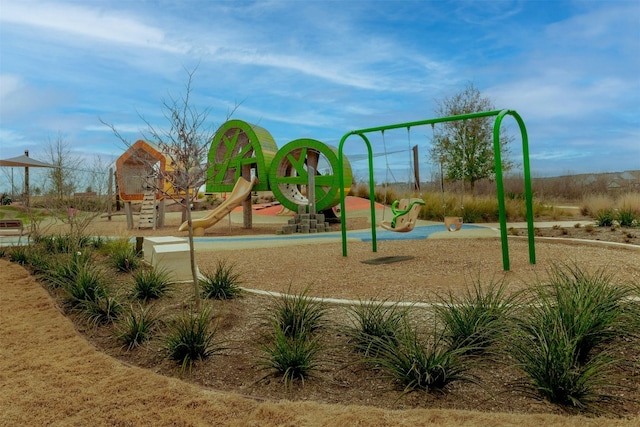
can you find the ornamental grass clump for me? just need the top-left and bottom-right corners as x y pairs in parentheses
(61, 261), (122, 325)
(434, 279), (516, 354)
(258, 325), (322, 386)
(116, 304), (158, 350)
(371, 321), (474, 394)
(63, 262), (108, 307)
(258, 288), (327, 385)
(344, 299), (408, 357)
(164, 306), (221, 371)
(593, 209), (615, 227)
(510, 317), (617, 409)
(508, 262), (634, 409)
(271, 287), (327, 339)
(45, 250), (93, 289)
(131, 267), (174, 301)
(199, 260), (243, 300)
(106, 238), (140, 272)
(8, 245), (29, 265)
(617, 207), (639, 227)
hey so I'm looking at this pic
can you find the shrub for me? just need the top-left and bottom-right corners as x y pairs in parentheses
(107, 239), (140, 272)
(434, 279), (515, 354)
(131, 267), (174, 301)
(508, 263), (633, 408)
(164, 306), (221, 371)
(81, 295), (123, 326)
(346, 300), (408, 355)
(617, 207), (639, 227)
(116, 304), (158, 350)
(25, 248), (52, 275)
(344, 299), (408, 356)
(34, 233), (92, 254)
(258, 325), (322, 385)
(200, 260), (243, 300)
(593, 209), (614, 227)
(46, 251), (94, 289)
(269, 287), (327, 339)
(510, 318), (617, 409)
(372, 322), (473, 394)
(8, 245), (30, 265)
(540, 263), (633, 362)
(63, 262), (108, 308)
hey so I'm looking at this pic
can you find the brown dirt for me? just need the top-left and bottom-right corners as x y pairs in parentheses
(2, 208), (640, 426)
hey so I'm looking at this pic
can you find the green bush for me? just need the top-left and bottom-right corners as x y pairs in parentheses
(344, 299), (408, 356)
(8, 245), (30, 265)
(116, 304), (158, 350)
(371, 322), (473, 394)
(131, 268), (174, 301)
(510, 310), (617, 409)
(45, 251), (94, 289)
(617, 207), (639, 227)
(258, 287), (326, 385)
(593, 209), (614, 227)
(537, 263), (633, 362)
(63, 262), (108, 308)
(258, 325), (321, 385)
(107, 239), (140, 272)
(200, 260), (243, 300)
(508, 263), (633, 408)
(81, 295), (123, 326)
(164, 306), (221, 371)
(34, 233), (92, 254)
(435, 279), (515, 354)
(270, 287), (326, 339)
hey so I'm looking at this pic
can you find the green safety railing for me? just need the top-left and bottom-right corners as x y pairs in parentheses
(337, 109), (535, 271)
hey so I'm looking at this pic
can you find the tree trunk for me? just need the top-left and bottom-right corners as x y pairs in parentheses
(185, 192), (201, 310)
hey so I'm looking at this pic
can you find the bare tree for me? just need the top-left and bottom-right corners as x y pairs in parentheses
(430, 82), (514, 191)
(102, 68), (237, 309)
(32, 135), (111, 244)
(44, 133), (78, 198)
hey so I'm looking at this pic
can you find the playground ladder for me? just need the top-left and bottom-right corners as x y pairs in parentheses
(138, 191), (157, 230)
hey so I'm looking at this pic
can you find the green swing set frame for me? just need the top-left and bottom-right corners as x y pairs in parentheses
(337, 109), (536, 272)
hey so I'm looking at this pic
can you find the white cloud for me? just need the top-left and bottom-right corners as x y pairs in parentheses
(0, 0), (185, 53)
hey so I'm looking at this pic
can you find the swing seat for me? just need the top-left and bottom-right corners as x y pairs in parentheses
(381, 198), (425, 233)
(444, 216), (463, 232)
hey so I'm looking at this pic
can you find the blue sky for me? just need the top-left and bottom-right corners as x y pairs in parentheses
(1, 0), (639, 190)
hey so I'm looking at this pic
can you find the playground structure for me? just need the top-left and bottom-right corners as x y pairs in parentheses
(115, 140), (175, 230)
(178, 176), (258, 234)
(380, 198), (426, 233)
(114, 111), (536, 271)
(337, 109), (536, 271)
(115, 121), (353, 232)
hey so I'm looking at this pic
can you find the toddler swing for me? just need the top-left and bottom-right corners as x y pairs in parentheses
(378, 128), (425, 233)
(433, 124), (464, 232)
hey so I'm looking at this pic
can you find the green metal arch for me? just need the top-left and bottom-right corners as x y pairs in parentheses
(206, 120), (278, 193)
(269, 138), (352, 212)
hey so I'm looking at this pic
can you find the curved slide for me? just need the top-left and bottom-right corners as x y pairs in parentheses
(178, 177), (258, 232)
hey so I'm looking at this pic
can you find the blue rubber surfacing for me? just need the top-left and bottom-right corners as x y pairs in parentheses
(189, 224), (484, 244)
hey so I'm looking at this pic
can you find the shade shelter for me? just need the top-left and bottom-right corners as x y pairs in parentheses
(0, 151), (57, 206)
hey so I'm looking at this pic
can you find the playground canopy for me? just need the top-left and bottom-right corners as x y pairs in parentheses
(0, 152), (57, 206)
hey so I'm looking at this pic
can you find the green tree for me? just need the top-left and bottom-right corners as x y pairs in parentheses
(430, 83), (514, 190)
